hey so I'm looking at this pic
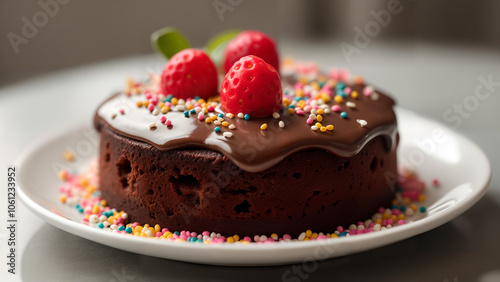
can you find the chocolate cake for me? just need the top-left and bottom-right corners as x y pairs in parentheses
(94, 70), (398, 237)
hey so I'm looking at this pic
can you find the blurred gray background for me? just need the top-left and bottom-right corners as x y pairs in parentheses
(2, 2), (500, 281)
(1, 0), (500, 86)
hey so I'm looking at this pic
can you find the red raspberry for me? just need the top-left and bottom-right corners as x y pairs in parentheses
(223, 30), (280, 74)
(220, 55), (282, 117)
(160, 49), (218, 100)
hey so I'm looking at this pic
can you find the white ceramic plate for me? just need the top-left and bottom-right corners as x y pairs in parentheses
(17, 108), (491, 266)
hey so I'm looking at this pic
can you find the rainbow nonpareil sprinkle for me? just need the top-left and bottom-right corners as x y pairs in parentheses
(120, 62), (388, 139)
(58, 62), (427, 244)
(57, 159), (430, 244)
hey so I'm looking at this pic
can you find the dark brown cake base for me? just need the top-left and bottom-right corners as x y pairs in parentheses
(97, 122), (397, 237)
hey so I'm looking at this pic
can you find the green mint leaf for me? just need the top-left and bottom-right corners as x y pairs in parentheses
(151, 27), (190, 59)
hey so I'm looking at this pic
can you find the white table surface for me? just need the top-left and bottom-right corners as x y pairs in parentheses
(1, 41), (499, 281)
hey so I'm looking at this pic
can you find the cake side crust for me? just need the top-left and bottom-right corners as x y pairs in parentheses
(98, 121), (397, 236)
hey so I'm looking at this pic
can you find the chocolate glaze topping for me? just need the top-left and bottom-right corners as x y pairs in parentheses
(94, 78), (397, 173)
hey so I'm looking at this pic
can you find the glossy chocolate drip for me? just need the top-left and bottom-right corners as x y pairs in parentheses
(94, 81), (397, 173)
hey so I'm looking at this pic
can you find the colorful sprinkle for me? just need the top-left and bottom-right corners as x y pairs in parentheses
(57, 162), (427, 244)
(161, 106), (170, 114)
(357, 119), (367, 127)
(363, 86), (374, 96)
(56, 65), (416, 244)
